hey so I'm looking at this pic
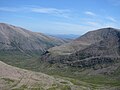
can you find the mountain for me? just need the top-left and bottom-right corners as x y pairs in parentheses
(0, 23), (66, 55)
(49, 34), (80, 39)
(1, 27), (120, 90)
(48, 28), (111, 55)
(41, 27), (120, 73)
(37, 27), (120, 90)
(47, 27), (120, 55)
(65, 28), (120, 67)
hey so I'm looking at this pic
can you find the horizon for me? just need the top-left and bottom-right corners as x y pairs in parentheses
(0, 0), (120, 34)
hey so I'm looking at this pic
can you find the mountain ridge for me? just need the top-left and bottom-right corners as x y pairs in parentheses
(48, 27), (120, 55)
(0, 23), (67, 55)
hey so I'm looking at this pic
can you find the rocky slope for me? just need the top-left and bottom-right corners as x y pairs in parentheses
(0, 23), (66, 55)
(0, 61), (103, 90)
(48, 27), (120, 55)
(65, 28), (120, 66)
(1, 61), (119, 90)
(41, 28), (120, 73)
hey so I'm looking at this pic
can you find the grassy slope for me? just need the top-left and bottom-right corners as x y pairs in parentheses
(1, 60), (84, 90)
(0, 52), (120, 90)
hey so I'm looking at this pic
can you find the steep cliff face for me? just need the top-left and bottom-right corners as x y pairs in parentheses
(0, 23), (66, 55)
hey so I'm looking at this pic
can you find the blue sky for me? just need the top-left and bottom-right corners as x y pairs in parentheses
(0, 0), (120, 35)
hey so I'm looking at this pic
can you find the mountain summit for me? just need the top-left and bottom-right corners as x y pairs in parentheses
(48, 27), (120, 55)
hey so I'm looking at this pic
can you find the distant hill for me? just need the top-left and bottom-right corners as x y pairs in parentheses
(49, 34), (80, 39)
(0, 23), (67, 55)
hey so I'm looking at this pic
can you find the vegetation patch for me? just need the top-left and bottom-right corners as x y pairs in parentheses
(12, 85), (28, 90)
(60, 85), (71, 90)
(2, 78), (14, 84)
(60, 81), (69, 84)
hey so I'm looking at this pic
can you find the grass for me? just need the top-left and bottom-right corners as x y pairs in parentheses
(47, 84), (71, 90)
(0, 51), (120, 89)
(12, 84), (45, 90)
(60, 85), (71, 90)
(60, 81), (69, 84)
(47, 87), (57, 90)
(30, 87), (44, 90)
(1, 78), (15, 84)
(0, 51), (40, 71)
(20, 85), (27, 89)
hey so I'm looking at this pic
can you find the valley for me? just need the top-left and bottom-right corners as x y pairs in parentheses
(0, 23), (120, 90)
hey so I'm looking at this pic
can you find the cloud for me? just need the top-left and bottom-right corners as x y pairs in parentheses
(106, 16), (117, 22)
(86, 20), (119, 30)
(0, 6), (71, 18)
(84, 11), (96, 16)
(31, 8), (68, 14)
(83, 11), (119, 29)
(31, 7), (71, 18)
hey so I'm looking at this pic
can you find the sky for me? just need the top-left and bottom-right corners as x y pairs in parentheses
(0, 0), (120, 35)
